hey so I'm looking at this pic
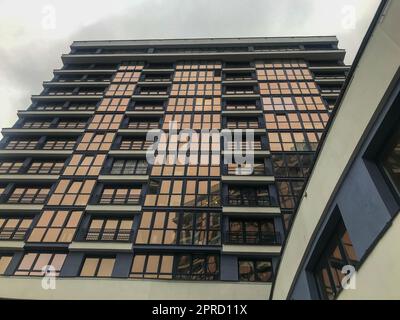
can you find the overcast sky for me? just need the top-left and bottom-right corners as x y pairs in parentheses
(0, 0), (381, 131)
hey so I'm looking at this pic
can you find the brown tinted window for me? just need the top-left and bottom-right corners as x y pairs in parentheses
(14, 253), (66, 276)
(28, 210), (83, 243)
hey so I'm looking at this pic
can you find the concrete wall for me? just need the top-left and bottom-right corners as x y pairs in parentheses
(0, 277), (271, 300)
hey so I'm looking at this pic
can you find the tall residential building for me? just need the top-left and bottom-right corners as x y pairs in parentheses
(0, 34), (348, 299)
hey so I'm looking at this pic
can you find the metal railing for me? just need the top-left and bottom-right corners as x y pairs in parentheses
(224, 231), (281, 245)
(0, 228), (29, 241)
(79, 228), (134, 242)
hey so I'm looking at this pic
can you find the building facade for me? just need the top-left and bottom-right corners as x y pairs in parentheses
(0, 35), (348, 299)
(272, 0), (400, 300)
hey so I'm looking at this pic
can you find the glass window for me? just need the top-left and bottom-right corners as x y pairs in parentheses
(63, 154), (106, 176)
(14, 253), (66, 276)
(239, 259), (273, 282)
(80, 257), (115, 278)
(110, 159), (148, 175)
(85, 217), (134, 242)
(144, 179), (220, 208)
(98, 185), (142, 205)
(7, 186), (51, 204)
(380, 127), (400, 195)
(130, 254), (219, 280)
(0, 161), (24, 174)
(27, 210), (83, 243)
(0, 255), (12, 275)
(314, 219), (358, 300)
(136, 211), (220, 246)
(0, 216), (33, 241)
(27, 161), (65, 175)
(48, 180), (95, 206)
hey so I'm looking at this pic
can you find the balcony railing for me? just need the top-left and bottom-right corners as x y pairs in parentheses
(0, 228), (30, 241)
(224, 231), (281, 245)
(78, 228), (134, 242)
(225, 195), (272, 207)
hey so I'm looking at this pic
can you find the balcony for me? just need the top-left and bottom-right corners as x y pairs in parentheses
(224, 85), (258, 95)
(77, 227), (135, 242)
(224, 231), (281, 246)
(140, 74), (172, 83)
(0, 227), (30, 241)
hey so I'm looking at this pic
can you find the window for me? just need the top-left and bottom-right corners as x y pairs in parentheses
(163, 113), (220, 130)
(98, 98), (130, 112)
(98, 186), (142, 205)
(137, 86), (169, 95)
(0, 255), (12, 275)
(228, 219), (278, 245)
(227, 186), (273, 206)
(5, 139), (39, 150)
(110, 159), (148, 175)
(239, 259), (273, 282)
(27, 161), (65, 175)
(272, 153), (314, 178)
(0, 161), (24, 174)
(151, 161), (220, 177)
(67, 102), (97, 111)
(47, 180), (95, 206)
(118, 63), (144, 72)
(119, 138), (152, 151)
(314, 219), (358, 300)
(167, 97), (221, 112)
(176, 61), (222, 70)
(225, 101), (258, 111)
(136, 211), (220, 246)
(113, 71), (141, 83)
(77, 87), (105, 96)
(33, 103), (65, 111)
(226, 138), (263, 152)
(76, 133), (115, 152)
(268, 132), (320, 152)
(0, 216), (33, 241)
(259, 82), (319, 95)
(144, 179), (221, 208)
(131, 101), (164, 111)
(63, 154), (106, 176)
(170, 83), (221, 96)
(7, 186), (51, 204)
(80, 257), (115, 278)
(226, 118), (260, 129)
(265, 112), (329, 131)
(379, 126), (400, 195)
(88, 114), (123, 130)
(225, 85), (256, 95)
(276, 180), (305, 209)
(173, 70), (221, 82)
(142, 73), (171, 82)
(153, 132), (220, 165)
(27, 210), (83, 243)
(22, 120), (52, 129)
(130, 254), (219, 280)
(43, 138), (76, 150)
(57, 119), (87, 129)
(127, 119), (160, 129)
(47, 87), (75, 96)
(85, 218), (134, 242)
(14, 253), (67, 276)
(256, 65), (312, 81)
(227, 160), (269, 176)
